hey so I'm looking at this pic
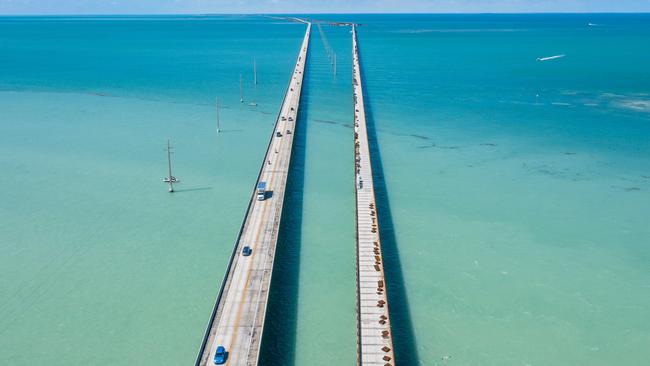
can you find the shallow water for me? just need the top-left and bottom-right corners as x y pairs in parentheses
(0, 15), (308, 365)
(1, 14), (650, 366)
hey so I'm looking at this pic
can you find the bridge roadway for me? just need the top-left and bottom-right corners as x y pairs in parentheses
(196, 21), (311, 366)
(352, 25), (396, 366)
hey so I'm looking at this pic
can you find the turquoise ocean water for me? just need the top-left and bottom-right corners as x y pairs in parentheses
(1, 14), (649, 365)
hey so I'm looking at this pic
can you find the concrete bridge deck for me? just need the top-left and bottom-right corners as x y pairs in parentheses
(195, 21), (311, 366)
(352, 25), (396, 366)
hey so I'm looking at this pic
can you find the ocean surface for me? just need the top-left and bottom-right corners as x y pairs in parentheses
(1, 14), (649, 366)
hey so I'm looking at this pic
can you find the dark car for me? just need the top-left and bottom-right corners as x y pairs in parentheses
(213, 346), (226, 364)
(242, 246), (252, 256)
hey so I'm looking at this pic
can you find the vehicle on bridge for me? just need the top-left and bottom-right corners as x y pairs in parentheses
(242, 246), (252, 256)
(213, 346), (226, 364)
(256, 181), (267, 201)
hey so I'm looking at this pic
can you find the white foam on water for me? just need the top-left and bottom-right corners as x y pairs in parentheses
(615, 99), (650, 113)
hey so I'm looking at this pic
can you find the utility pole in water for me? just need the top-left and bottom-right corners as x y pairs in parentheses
(253, 57), (257, 86)
(239, 73), (244, 103)
(216, 97), (221, 133)
(163, 139), (179, 192)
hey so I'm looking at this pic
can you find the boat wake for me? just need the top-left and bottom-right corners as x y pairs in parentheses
(537, 54), (565, 62)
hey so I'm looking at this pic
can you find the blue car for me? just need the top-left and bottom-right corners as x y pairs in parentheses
(242, 246), (252, 256)
(213, 346), (226, 364)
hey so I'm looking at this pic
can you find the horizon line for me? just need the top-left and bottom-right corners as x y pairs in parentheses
(2, 11), (650, 16)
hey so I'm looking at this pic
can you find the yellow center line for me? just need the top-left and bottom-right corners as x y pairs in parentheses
(223, 88), (299, 365)
(218, 29), (309, 365)
(223, 139), (282, 364)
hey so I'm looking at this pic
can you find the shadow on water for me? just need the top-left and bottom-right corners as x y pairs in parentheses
(258, 43), (312, 366)
(359, 38), (421, 365)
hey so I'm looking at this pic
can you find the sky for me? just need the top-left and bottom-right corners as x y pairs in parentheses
(1, 0), (650, 15)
